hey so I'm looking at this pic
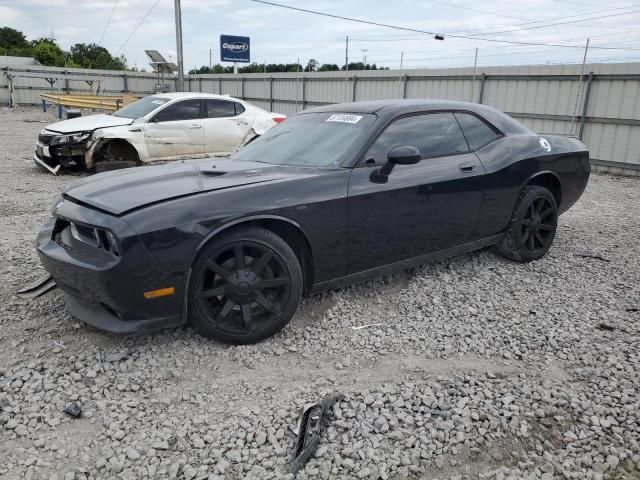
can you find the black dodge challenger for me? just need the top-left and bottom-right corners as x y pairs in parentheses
(37, 100), (590, 343)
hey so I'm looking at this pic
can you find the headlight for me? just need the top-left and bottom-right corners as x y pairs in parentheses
(104, 230), (120, 256)
(50, 132), (91, 145)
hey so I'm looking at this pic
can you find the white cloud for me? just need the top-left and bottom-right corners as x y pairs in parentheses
(1, 0), (638, 70)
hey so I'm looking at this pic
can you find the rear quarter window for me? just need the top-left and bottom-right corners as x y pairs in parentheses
(454, 112), (502, 150)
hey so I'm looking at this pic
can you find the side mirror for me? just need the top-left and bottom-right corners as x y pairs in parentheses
(387, 145), (422, 165)
(374, 146), (421, 180)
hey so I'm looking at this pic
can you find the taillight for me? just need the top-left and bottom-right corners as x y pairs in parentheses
(273, 117), (285, 123)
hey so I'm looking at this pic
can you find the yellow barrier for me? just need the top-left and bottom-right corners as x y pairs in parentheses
(40, 93), (138, 112)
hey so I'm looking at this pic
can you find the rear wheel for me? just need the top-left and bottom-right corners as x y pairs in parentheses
(188, 227), (303, 343)
(497, 186), (558, 262)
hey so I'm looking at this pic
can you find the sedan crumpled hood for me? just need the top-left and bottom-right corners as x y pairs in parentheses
(63, 158), (321, 216)
(45, 114), (134, 134)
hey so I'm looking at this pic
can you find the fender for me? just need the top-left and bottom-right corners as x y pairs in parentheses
(84, 129), (148, 169)
(193, 214), (314, 259)
(520, 169), (561, 192)
(181, 214), (314, 322)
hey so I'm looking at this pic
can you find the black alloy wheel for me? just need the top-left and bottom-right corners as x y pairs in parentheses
(189, 227), (303, 343)
(520, 196), (555, 255)
(497, 185), (558, 262)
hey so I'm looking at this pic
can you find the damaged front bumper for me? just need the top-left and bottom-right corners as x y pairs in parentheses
(36, 201), (188, 334)
(34, 132), (91, 174)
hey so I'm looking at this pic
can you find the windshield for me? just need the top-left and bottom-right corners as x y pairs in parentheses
(112, 96), (170, 119)
(232, 112), (376, 167)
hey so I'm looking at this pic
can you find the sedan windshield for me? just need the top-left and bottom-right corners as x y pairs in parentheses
(112, 96), (170, 119)
(232, 112), (376, 167)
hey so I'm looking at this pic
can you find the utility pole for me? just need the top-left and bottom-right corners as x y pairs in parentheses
(344, 36), (349, 102)
(470, 47), (478, 102)
(361, 48), (367, 68)
(571, 37), (590, 134)
(174, 0), (184, 91)
(209, 49), (212, 70)
(400, 52), (404, 70)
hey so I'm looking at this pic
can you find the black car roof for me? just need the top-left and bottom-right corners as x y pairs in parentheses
(306, 99), (477, 114)
(304, 99), (533, 135)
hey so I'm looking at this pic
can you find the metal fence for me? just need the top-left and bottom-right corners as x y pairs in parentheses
(2, 62), (639, 174)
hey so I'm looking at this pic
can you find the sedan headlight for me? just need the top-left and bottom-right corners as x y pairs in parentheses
(50, 132), (91, 145)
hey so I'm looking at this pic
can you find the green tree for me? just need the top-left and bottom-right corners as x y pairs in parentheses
(31, 38), (65, 66)
(0, 26), (28, 53)
(69, 43), (127, 70)
(318, 63), (339, 71)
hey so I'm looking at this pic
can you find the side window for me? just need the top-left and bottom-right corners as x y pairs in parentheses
(235, 102), (245, 115)
(454, 112), (501, 150)
(153, 99), (201, 122)
(363, 112), (469, 165)
(205, 99), (236, 118)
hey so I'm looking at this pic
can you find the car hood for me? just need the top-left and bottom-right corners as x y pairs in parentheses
(45, 114), (134, 134)
(63, 158), (326, 216)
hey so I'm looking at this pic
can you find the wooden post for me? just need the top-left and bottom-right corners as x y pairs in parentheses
(578, 72), (594, 141)
(478, 73), (486, 104)
(352, 75), (357, 102)
(269, 76), (273, 112)
(7, 71), (16, 108)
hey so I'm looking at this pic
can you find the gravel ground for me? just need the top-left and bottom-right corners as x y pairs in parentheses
(0, 106), (639, 480)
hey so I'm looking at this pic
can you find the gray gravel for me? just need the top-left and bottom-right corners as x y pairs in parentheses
(1, 106), (639, 480)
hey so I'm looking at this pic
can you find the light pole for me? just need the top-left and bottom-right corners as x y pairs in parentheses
(361, 48), (367, 68)
(174, 0), (184, 91)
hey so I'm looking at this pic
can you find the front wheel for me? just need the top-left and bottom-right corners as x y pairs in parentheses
(497, 186), (558, 262)
(188, 227), (303, 344)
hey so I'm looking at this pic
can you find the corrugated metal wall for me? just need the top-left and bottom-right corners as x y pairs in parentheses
(2, 62), (639, 171)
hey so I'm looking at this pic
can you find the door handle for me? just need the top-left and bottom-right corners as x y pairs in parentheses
(458, 162), (476, 173)
(189, 124), (202, 129)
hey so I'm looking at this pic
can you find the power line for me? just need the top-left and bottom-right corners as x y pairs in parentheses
(423, 0), (531, 21)
(550, 0), (626, 7)
(115, 0), (161, 56)
(448, 3), (640, 35)
(460, 7), (640, 37)
(248, 0), (640, 51)
(99, 0), (119, 46)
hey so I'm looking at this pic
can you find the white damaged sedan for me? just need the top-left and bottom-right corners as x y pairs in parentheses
(34, 92), (285, 174)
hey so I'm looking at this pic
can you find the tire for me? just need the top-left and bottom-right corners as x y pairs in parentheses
(188, 226), (303, 344)
(497, 186), (558, 263)
(94, 160), (137, 173)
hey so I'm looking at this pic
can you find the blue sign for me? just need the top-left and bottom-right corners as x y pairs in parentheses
(220, 35), (250, 63)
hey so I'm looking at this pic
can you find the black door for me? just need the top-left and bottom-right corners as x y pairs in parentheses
(346, 112), (486, 274)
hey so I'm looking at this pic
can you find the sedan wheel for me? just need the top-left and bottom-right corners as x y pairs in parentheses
(189, 227), (303, 343)
(497, 186), (558, 262)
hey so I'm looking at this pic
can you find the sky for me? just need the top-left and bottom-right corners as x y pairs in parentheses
(2, 0), (640, 71)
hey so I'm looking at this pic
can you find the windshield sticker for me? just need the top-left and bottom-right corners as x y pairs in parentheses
(151, 100), (167, 105)
(326, 114), (363, 124)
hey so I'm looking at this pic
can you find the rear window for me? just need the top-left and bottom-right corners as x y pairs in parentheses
(206, 99), (236, 118)
(454, 112), (501, 150)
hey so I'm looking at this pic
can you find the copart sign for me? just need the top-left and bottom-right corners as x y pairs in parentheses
(220, 35), (250, 63)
